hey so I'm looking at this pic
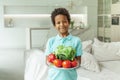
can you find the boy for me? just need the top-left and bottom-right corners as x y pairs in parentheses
(45, 8), (82, 80)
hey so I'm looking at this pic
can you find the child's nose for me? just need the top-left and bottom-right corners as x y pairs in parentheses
(60, 22), (64, 26)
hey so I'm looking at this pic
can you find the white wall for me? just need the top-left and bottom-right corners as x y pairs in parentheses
(0, 28), (25, 80)
(0, 0), (97, 48)
(0, 48), (24, 80)
(0, 0), (98, 48)
(0, 28), (26, 48)
(0, 3), (4, 28)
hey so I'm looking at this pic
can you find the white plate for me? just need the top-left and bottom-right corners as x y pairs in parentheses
(49, 64), (79, 70)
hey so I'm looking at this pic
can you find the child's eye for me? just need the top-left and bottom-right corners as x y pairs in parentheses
(56, 20), (68, 25)
(56, 22), (60, 24)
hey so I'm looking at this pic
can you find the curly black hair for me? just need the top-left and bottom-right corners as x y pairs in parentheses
(51, 8), (71, 26)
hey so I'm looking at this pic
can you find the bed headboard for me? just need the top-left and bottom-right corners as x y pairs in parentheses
(26, 27), (50, 50)
(26, 27), (91, 50)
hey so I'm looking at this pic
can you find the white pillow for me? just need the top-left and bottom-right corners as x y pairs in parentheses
(82, 40), (93, 53)
(81, 51), (100, 72)
(92, 38), (120, 61)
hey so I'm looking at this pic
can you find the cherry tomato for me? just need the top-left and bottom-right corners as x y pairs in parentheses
(62, 60), (71, 68)
(53, 59), (62, 67)
(47, 53), (56, 63)
(71, 60), (78, 67)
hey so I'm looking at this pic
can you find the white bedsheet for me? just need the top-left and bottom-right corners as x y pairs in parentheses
(24, 49), (120, 80)
(100, 61), (120, 75)
(77, 67), (120, 80)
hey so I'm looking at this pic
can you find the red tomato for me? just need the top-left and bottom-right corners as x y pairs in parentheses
(53, 59), (62, 67)
(62, 60), (71, 68)
(71, 60), (78, 67)
(47, 53), (56, 63)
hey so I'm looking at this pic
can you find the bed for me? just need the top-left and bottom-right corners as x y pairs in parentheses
(24, 27), (120, 80)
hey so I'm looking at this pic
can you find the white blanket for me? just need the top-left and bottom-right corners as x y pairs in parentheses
(24, 49), (120, 80)
(24, 50), (48, 80)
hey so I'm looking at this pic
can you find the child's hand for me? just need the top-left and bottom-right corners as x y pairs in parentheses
(75, 56), (81, 68)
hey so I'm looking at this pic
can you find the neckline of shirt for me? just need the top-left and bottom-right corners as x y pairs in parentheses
(56, 33), (72, 40)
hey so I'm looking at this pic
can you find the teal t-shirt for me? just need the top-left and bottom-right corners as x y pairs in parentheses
(45, 34), (82, 80)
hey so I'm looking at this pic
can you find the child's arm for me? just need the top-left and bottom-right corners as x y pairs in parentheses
(46, 56), (50, 66)
(75, 56), (81, 67)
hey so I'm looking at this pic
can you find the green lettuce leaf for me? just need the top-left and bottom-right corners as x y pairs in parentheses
(54, 45), (76, 61)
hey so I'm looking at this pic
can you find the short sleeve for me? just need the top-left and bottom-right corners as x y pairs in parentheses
(45, 39), (51, 56)
(45, 37), (55, 56)
(76, 38), (83, 56)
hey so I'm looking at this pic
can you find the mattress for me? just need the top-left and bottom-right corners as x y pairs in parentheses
(100, 61), (120, 75)
(24, 49), (120, 80)
(77, 66), (120, 80)
(77, 61), (120, 80)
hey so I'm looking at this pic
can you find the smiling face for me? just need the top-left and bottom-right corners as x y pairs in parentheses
(54, 14), (70, 37)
